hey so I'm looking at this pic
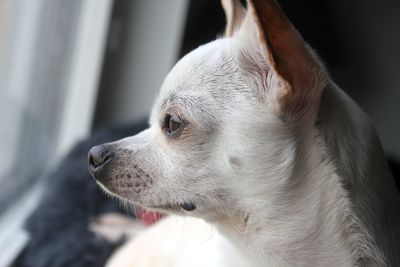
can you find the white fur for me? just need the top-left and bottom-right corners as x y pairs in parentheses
(97, 1), (400, 266)
(106, 216), (248, 267)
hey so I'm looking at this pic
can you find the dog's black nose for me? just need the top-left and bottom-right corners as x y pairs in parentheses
(88, 145), (112, 176)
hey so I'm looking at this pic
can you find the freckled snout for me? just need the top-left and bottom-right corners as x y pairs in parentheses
(87, 132), (157, 204)
(88, 145), (113, 183)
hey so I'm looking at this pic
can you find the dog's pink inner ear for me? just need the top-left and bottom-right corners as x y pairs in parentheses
(222, 0), (246, 37)
(241, 0), (326, 114)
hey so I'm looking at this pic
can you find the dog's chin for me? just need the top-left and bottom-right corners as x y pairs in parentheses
(96, 181), (197, 214)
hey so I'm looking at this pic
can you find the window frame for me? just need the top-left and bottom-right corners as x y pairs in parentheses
(0, 0), (113, 265)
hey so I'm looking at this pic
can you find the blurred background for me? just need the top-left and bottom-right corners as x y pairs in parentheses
(0, 0), (399, 266)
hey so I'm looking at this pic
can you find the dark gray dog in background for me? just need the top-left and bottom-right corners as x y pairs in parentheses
(17, 121), (146, 267)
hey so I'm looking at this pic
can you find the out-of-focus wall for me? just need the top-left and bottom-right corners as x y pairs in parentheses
(94, 0), (189, 128)
(328, 0), (400, 156)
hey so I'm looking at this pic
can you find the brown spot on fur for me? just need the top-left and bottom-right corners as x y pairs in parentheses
(244, 215), (250, 225)
(229, 156), (241, 167)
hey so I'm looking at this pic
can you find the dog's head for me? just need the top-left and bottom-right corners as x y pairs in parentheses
(88, 0), (327, 221)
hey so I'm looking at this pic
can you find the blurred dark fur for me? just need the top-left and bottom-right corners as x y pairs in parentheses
(15, 119), (400, 267)
(16, 121), (147, 267)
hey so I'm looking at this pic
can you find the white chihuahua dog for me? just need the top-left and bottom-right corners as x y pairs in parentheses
(88, 0), (400, 266)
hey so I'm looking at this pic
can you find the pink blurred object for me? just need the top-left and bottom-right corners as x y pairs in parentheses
(137, 208), (163, 226)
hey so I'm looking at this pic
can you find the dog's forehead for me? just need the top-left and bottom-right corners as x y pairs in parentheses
(157, 38), (238, 108)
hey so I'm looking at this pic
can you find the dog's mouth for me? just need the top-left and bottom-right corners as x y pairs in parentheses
(135, 202), (196, 225)
(149, 202), (197, 212)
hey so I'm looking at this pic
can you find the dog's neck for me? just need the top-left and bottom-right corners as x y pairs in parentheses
(212, 83), (388, 266)
(216, 143), (355, 266)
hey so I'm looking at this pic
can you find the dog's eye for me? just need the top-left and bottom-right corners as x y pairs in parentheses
(163, 114), (184, 137)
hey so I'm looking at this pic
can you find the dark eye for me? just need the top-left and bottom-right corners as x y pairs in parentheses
(163, 114), (184, 136)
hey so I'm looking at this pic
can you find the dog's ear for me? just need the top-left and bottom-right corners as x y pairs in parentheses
(238, 0), (326, 116)
(222, 0), (246, 37)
